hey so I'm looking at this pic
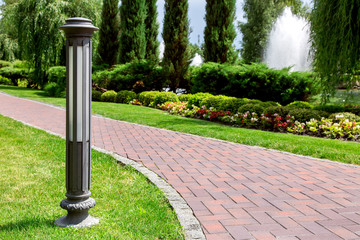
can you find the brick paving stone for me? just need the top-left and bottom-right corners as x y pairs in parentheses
(3, 92), (360, 240)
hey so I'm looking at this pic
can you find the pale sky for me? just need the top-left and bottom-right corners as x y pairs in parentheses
(157, 0), (313, 49)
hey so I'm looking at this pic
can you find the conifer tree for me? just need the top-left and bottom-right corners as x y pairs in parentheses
(97, 0), (120, 66)
(162, 0), (191, 92)
(239, 0), (274, 63)
(204, 0), (237, 63)
(119, 0), (146, 63)
(144, 0), (159, 64)
(240, 0), (308, 64)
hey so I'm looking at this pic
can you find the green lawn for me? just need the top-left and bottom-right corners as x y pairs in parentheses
(1, 85), (360, 165)
(0, 114), (184, 240)
(310, 89), (360, 105)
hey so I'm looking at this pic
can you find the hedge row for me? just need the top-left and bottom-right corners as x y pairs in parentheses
(191, 62), (318, 105)
(92, 61), (164, 93)
(0, 60), (31, 86)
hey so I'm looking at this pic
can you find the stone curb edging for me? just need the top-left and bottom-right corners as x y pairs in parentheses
(0, 112), (206, 240)
(92, 146), (206, 240)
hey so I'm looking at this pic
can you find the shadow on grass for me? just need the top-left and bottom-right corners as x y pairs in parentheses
(0, 85), (32, 91)
(0, 218), (55, 232)
(34, 91), (48, 97)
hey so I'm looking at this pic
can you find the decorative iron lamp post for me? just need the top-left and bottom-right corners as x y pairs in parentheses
(55, 17), (99, 228)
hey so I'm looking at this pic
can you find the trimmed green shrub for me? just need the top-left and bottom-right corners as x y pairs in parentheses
(44, 82), (58, 97)
(138, 91), (161, 106)
(12, 60), (29, 69)
(92, 90), (103, 101)
(329, 112), (360, 122)
(264, 106), (291, 118)
(344, 104), (360, 116)
(46, 66), (66, 97)
(0, 75), (12, 85)
(92, 61), (165, 92)
(101, 90), (117, 102)
(238, 103), (265, 115)
(260, 101), (281, 109)
(17, 79), (29, 88)
(287, 108), (324, 122)
(218, 97), (250, 113)
(153, 92), (179, 107)
(191, 62), (318, 105)
(188, 92), (214, 108)
(200, 95), (231, 110)
(0, 66), (30, 86)
(286, 101), (313, 109)
(0, 60), (12, 68)
(178, 94), (193, 102)
(314, 104), (345, 113)
(115, 90), (137, 104)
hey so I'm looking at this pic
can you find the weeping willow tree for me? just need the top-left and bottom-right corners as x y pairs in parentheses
(310, 0), (360, 98)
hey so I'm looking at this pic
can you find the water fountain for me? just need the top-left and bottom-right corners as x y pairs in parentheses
(264, 7), (312, 72)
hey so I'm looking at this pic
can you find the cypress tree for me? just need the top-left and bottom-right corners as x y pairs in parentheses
(204, 0), (237, 63)
(119, 0), (146, 63)
(240, 0), (308, 64)
(162, 0), (191, 92)
(239, 0), (275, 63)
(97, 0), (120, 66)
(144, 0), (160, 64)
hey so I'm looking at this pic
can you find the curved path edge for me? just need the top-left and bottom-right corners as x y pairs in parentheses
(2, 91), (357, 170)
(1, 110), (206, 240)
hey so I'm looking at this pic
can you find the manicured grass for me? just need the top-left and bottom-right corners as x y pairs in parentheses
(310, 89), (360, 105)
(0, 114), (184, 240)
(1, 85), (360, 165)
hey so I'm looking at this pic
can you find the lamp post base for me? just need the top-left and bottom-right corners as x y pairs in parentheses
(55, 197), (99, 228)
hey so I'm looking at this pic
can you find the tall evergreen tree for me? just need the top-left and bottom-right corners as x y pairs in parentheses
(144, 0), (159, 64)
(119, 0), (146, 63)
(239, 0), (307, 64)
(239, 0), (274, 63)
(204, 0), (237, 63)
(162, 0), (191, 92)
(97, 0), (120, 66)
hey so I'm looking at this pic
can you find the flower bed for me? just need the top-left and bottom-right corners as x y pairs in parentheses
(160, 102), (360, 142)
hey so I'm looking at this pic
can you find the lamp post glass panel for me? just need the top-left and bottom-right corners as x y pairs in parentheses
(55, 18), (99, 228)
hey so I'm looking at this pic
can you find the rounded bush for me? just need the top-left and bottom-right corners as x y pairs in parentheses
(178, 94), (192, 102)
(188, 92), (213, 108)
(92, 90), (102, 102)
(329, 112), (360, 122)
(314, 104), (345, 113)
(44, 82), (58, 97)
(200, 95), (230, 110)
(218, 98), (250, 113)
(153, 92), (179, 107)
(261, 101), (281, 109)
(344, 104), (360, 116)
(115, 90), (137, 104)
(264, 106), (290, 118)
(0, 75), (12, 85)
(138, 91), (161, 106)
(101, 90), (117, 102)
(238, 104), (265, 115)
(287, 108), (323, 122)
(286, 101), (313, 109)
(0, 60), (12, 69)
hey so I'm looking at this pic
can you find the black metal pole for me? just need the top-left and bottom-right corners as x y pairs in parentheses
(55, 17), (99, 228)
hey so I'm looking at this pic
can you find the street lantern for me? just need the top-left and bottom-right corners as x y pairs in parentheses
(55, 17), (99, 228)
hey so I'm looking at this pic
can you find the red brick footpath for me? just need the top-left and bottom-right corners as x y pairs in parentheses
(1, 92), (360, 240)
